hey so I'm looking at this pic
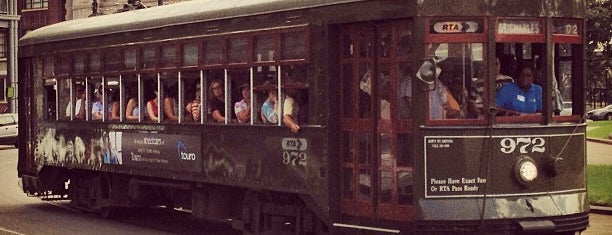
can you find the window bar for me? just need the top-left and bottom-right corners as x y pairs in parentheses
(277, 66), (282, 127)
(178, 71), (183, 124)
(137, 73), (142, 122)
(68, 78), (73, 121)
(224, 68), (229, 125)
(119, 75), (124, 122)
(249, 67), (254, 125)
(157, 72), (162, 123)
(200, 70), (205, 124)
(55, 79), (59, 121)
(102, 76), (106, 122)
(85, 76), (90, 121)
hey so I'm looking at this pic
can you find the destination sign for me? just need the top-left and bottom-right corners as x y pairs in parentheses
(430, 20), (483, 34)
(553, 20), (580, 35)
(498, 19), (541, 35)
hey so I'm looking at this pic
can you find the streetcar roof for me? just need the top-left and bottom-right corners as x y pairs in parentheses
(20, 0), (364, 46)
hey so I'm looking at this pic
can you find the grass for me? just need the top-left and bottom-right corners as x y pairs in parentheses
(587, 165), (612, 207)
(586, 120), (612, 139)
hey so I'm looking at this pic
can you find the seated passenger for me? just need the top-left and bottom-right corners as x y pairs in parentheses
(164, 85), (179, 122)
(146, 90), (159, 122)
(209, 79), (227, 123)
(496, 65), (542, 115)
(109, 90), (120, 121)
(125, 86), (139, 121)
(416, 60), (461, 119)
(261, 85), (279, 124)
(260, 79), (301, 132)
(91, 89), (104, 120)
(234, 83), (251, 123)
(66, 85), (85, 119)
(186, 82), (202, 122)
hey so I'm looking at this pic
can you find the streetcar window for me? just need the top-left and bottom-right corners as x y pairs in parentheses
(556, 43), (574, 116)
(208, 78), (226, 123)
(106, 77), (120, 121)
(182, 43), (198, 67)
(104, 49), (121, 72)
(203, 39), (223, 65)
(73, 80), (86, 120)
(141, 46), (158, 70)
(57, 54), (71, 76)
(142, 73), (159, 122)
(89, 78), (104, 121)
(43, 56), (54, 77)
(425, 43), (485, 120)
(124, 48), (138, 71)
(282, 31), (306, 60)
(88, 52), (101, 73)
(44, 79), (57, 120)
(228, 37), (248, 64)
(161, 73), (179, 122)
(73, 54), (85, 75)
(57, 79), (70, 120)
(184, 71), (203, 123)
(254, 34), (276, 62)
(160, 44), (177, 68)
(229, 68), (251, 124)
(124, 78), (140, 121)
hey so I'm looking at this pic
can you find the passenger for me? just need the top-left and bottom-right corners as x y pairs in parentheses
(416, 60), (461, 119)
(259, 82), (300, 132)
(234, 83), (251, 123)
(209, 79), (227, 123)
(185, 82), (202, 122)
(146, 90), (159, 122)
(108, 90), (120, 121)
(496, 64), (542, 115)
(91, 88), (104, 120)
(66, 84), (85, 119)
(283, 93), (300, 132)
(260, 81), (279, 124)
(495, 56), (515, 90)
(164, 85), (179, 122)
(125, 86), (140, 121)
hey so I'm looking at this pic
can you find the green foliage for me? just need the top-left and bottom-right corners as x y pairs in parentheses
(587, 165), (612, 206)
(586, 0), (612, 88)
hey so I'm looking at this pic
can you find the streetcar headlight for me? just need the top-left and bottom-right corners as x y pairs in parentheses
(514, 156), (538, 186)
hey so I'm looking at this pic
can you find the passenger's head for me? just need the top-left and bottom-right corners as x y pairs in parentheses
(209, 79), (223, 100)
(516, 65), (535, 90)
(165, 85), (178, 99)
(239, 83), (250, 100)
(76, 85), (85, 98)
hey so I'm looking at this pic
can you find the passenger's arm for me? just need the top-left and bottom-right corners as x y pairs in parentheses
(126, 99), (138, 121)
(212, 110), (225, 123)
(110, 102), (120, 120)
(146, 101), (159, 122)
(164, 98), (178, 121)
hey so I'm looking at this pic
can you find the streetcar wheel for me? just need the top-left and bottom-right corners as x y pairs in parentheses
(605, 113), (612, 120)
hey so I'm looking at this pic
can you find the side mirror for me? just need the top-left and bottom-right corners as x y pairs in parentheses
(6, 86), (14, 99)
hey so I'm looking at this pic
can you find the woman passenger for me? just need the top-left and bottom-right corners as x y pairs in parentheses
(164, 85), (179, 122)
(125, 85), (140, 121)
(109, 90), (120, 121)
(146, 90), (159, 122)
(186, 82), (202, 122)
(209, 79), (226, 123)
(234, 83), (251, 123)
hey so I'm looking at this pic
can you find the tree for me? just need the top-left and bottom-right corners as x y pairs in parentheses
(585, 0), (612, 93)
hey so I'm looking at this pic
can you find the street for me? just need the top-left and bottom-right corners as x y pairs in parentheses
(0, 142), (610, 234)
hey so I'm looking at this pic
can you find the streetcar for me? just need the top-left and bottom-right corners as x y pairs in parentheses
(17, 0), (589, 234)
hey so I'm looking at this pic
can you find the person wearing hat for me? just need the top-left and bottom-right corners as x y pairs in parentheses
(91, 87), (104, 120)
(234, 83), (251, 123)
(416, 60), (461, 119)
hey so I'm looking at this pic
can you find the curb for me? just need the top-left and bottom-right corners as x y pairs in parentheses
(586, 137), (612, 145)
(590, 205), (612, 215)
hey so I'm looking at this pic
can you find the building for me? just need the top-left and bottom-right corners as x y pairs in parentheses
(0, 0), (18, 113)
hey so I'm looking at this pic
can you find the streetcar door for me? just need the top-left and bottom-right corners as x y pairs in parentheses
(339, 21), (415, 221)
